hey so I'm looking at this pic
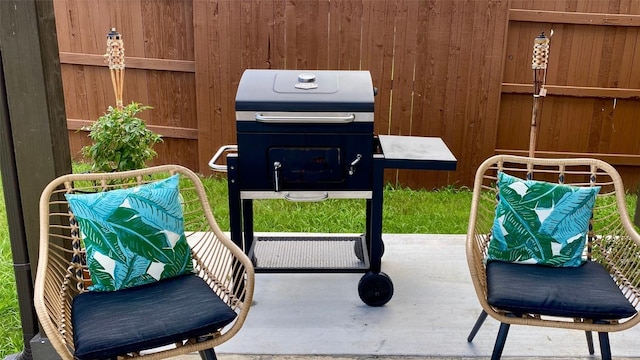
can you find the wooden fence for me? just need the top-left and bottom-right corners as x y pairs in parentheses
(53, 0), (640, 190)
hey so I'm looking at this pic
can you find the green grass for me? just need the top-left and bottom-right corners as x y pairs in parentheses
(0, 172), (472, 357)
(207, 181), (472, 234)
(1, 178), (24, 358)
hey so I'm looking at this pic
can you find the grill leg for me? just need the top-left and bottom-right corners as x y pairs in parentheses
(368, 154), (385, 273)
(365, 199), (372, 254)
(467, 310), (488, 342)
(242, 199), (254, 252)
(227, 155), (243, 250)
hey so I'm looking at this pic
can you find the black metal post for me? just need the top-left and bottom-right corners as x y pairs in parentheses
(368, 154), (385, 273)
(227, 154), (243, 250)
(0, 1), (71, 359)
(0, 46), (35, 360)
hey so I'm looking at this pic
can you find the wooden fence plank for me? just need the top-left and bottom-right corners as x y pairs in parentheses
(587, 98), (613, 154)
(226, 0), (242, 140)
(300, 0), (318, 69)
(284, 0), (297, 69)
(240, 1), (251, 69)
(256, 0), (274, 69)
(510, 9), (640, 26)
(59, 53), (196, 72)
(271, 0), (286, 69)
(67, 119), (197, 139)
(53, 0), (73, 52)
(587, 23), (605, 86)
(316, 0), (331, 69)
(359, 0), (375, 72)
(459, 0), (508, 185)
(349, 1), (364, 70)
(627, 29), (640, 87)
(567, 21), (589, 87)
(392, 0), (419, 187)
(193, 0), (214, 171)
(608, 99), (640, 155)
(409, 0), (433, 140)
(123, 1), (145, 58)
(501, 83), (640, 98)
(371, 0), (397, 183)
(374, 0), (395, 137)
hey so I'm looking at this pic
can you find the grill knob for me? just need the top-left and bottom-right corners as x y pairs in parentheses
(298, 73), (316, 83)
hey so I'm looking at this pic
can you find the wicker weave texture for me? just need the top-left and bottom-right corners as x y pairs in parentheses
(466, 155), (640, 332)
(33, 165), (255, 360)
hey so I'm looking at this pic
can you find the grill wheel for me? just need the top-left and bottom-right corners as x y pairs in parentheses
(358, 271), (394, 306)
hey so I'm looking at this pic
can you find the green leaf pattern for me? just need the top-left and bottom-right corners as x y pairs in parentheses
(488, 172), (600, 267)
(66, 175), (193, 291)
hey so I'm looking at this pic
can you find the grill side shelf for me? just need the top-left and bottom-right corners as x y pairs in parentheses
(377, 135), (457, 171)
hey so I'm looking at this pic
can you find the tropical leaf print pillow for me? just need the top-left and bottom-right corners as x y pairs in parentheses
(65, 174), (193, 291)
(487, 172), (600, 267)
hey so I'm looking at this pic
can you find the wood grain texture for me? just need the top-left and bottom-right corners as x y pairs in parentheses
(54, 0), (640, 190)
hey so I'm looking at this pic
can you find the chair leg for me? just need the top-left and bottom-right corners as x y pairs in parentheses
(585, 331), (594, 355)
(199, 348), (217, 360)
(467, 310), (489, 342)
(491, 322), (510, 360)
(598, 332), (611, 360)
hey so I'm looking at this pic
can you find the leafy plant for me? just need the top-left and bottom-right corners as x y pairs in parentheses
(82, 102), (162, 172)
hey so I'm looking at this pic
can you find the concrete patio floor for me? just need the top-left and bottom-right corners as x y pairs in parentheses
(188, 234), (640, 359)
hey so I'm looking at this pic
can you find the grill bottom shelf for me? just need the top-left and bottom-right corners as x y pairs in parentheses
(250, 234), (370, 272)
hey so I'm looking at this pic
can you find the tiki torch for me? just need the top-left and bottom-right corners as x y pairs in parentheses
(106, 28), (125, 109)
(529, 32), (550, 158)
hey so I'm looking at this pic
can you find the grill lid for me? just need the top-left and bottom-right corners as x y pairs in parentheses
(235, 69), (375, 113)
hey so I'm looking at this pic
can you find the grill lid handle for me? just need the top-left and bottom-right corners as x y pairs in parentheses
(255, 113), (355, 123)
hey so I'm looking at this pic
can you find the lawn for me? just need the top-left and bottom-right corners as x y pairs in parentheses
(0, 173), (472, 357)
(1, 178), (23, 356)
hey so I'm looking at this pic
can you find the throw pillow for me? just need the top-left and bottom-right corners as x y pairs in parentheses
(487, 172), (600, 267)
(65, 174), (193, 291)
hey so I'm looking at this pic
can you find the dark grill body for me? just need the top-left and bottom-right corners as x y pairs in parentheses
(234, 69), (376, 192)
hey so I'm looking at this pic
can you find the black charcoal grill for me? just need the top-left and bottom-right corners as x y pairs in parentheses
(210, 69), (457, 306)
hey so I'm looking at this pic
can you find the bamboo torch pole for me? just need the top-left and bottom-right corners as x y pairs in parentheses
(529, 32), (551, 158)
(106, 28), (125, 109)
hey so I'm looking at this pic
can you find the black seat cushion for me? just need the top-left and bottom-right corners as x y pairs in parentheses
(72, 274), (237, 360)
(487, 260), (636, 320)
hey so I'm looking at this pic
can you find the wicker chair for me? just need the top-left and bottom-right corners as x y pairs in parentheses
(466, 155), (640, 360)
(34, 165), (255, 360)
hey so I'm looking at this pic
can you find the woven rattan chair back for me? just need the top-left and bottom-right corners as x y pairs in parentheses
(34, 165), (255, 360)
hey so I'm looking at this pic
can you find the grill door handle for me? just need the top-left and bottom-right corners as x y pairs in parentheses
(255, 113), (355, 123)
